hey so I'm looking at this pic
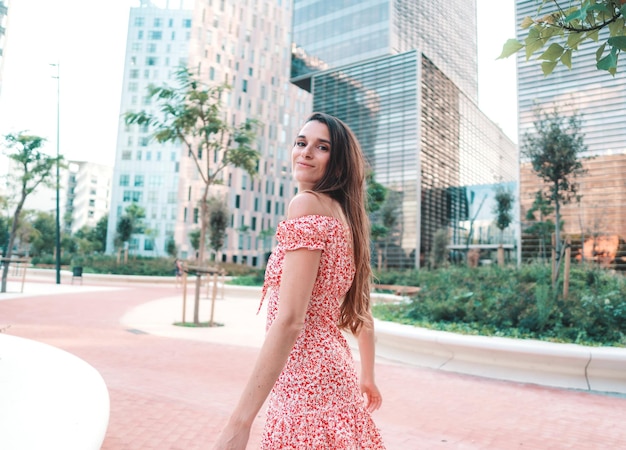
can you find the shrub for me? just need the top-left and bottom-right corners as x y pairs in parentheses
(372, 263), (626, 346)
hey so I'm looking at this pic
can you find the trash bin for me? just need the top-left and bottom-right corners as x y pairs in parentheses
(72, 266), (83, 284)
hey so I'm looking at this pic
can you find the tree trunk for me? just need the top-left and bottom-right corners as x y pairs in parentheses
(193, 185), (210, 324)
(1, 197), (26, 293)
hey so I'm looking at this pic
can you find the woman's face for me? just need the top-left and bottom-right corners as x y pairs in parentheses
(292, 120), (331, 191)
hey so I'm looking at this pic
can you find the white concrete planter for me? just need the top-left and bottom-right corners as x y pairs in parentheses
(0, 334), (110, 450)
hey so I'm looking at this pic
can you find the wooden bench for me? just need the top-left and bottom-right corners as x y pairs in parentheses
(372, 284), (420, 296)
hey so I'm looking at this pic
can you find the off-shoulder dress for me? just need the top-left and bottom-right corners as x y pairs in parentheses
(259, 215), (385, 449)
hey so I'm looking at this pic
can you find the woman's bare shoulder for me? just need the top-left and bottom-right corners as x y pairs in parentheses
(287, 191), (329, 219)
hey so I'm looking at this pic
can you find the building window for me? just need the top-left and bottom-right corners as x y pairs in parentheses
(140, 137), (149, 146)
(134, 17), (144, 26)
(132, 191), (142, 202)
(131, 43), (141, 52)
(266, 200), (271, 213)
(89, 199), (95, 207)
(148, 31), (162, 40)
(183, 18), (191, 28)
(134, 175), (144, 187)
(138, 30), (143, 40)
(242, 79), (248, 92)
(128, 82), (138, 92)
(251, 216), (256, 231)
(147, 43), (157, 53)
(136, 150), (142, 160)
(121, 151), (132, 160)
(146, 56), (158, 66)
(120, 174), (130, 186)
(167, 192), (177, 204)
(123, 190), (131, 202)
(153, 18), (162, 27)
(130, 69), (139, 79)
(235, 195), (241, 208)
(193, 208), (199, 224)
(144, 239), (154, 251)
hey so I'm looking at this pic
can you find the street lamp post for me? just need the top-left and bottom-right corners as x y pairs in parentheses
(51, 62), (61, 285)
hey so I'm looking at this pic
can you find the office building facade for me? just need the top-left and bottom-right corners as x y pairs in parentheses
(107, 1), (194, 256)
(516, 0), (626, 269)
(291, 0), (478, 102)
(177, 0), (311, 265)
(307, 51), (517, 268)
(64, 161), (112, 234)
(0, 0), (8, 94)
(292, 0), (517, 268)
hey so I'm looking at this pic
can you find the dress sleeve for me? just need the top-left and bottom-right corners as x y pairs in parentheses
(276, 215), (328, 251)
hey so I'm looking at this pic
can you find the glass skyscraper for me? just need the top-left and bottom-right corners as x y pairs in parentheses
(293, 1), (517, 268)
(516, 0), (626, 270)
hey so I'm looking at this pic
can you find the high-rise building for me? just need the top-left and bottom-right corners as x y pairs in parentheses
(178, 0), (311, 266)
(0, 0), (9, 94)
(292, 0), (517, 268)
(291, 0), (478, 102)
(516, 1), (626, 269)
(64, 161), (112, 234)
(107, 1), (194, 257)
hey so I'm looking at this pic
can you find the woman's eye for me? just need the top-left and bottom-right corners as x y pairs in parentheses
(295, 141), (305, 147)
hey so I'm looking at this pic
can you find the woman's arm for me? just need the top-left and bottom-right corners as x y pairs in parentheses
(356, 314), (382, 412)
(213, 194), (325, 449)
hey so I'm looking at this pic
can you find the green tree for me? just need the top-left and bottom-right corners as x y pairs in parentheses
(30, 211), (56, 256)
(522, 109), (587, 280)
(165, 237), (177, 258)
(207, 196), (229, 262)
(499, 1), (626, 75)
(1, 133), (61, 292)
(125, 67), (260, 324)
(493, 185), (515, 243)
(92, 215), (108, 253)
(525, 191), (557, 260)
(188, 228), (202, 258)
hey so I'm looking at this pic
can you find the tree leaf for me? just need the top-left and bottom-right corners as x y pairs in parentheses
(538, 43), (564, 61)
(586, 29), (600, 42)
(595, 42), (606, 62)
(520, 16), (534, 29)
(498, 39), (524, 59)
(541, 60), (558, 76)
(566, 32), (585, 50)
(561, 49), (572, 69)
(608, 36), (626, 50)
(608, 17), (624, 37)
(525, 27), (545, 59)
(597, 50), (617, 70)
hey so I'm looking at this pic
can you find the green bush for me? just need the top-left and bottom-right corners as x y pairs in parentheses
(372, 263), (626, 347)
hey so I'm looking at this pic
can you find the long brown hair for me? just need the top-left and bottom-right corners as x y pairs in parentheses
(306, 112), (372, 334)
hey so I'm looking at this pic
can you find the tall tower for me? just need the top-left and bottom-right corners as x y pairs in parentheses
(107, 1), (194, 256)
(0, 0), (9, 95)
(291, 0), (517, 268)
(178, 0), (311, 266)
(291, 0), (478, 102)
(516, 1), (626, 269)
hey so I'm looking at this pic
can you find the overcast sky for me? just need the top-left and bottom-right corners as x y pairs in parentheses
(0, 0), (518, 169)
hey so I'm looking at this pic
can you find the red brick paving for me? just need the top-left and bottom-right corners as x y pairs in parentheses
(2, 282), (626, 449)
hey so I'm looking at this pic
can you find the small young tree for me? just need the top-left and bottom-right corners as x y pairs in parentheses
(165, 237), (177, 258)
(207, 196), (229, 262)
(125, 67), (260, 324)
(1, 133), (61, 292)
(525, 191), (556, 260)
(493, 185), (515, 244)
(522, 108), (587, 282)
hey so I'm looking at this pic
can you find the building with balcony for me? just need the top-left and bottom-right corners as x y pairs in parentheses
(64, 161), (112, 234)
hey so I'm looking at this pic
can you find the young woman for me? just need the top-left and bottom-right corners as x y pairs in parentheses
(213, 112), (385, 449)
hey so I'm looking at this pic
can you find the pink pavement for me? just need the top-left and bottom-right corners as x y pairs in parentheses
(2, 281), (626, 449)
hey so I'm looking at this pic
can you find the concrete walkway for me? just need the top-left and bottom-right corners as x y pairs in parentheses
(2, 276), (626, 449)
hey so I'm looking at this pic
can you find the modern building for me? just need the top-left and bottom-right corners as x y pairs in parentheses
(291, 0), (478, 103)
(177, 0), (312, 265)
(0, 0), (9, 95)
(292, 0), (518, 268)
(515, 0), (626, 270)
(107, 0), (194, 257)
(64, 161), (112, 234)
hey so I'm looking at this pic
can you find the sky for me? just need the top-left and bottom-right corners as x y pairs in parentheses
(0, 0), (518, 169)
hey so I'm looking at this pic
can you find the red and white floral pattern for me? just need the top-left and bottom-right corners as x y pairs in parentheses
(260, 215), (385, 449)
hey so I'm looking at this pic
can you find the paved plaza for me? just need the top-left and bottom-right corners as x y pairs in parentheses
(2, 277), (626, 449)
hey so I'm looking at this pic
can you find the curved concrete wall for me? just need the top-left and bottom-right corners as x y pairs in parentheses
(0, 334), (110, 450)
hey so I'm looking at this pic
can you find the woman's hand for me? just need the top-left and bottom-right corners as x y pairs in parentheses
(360, 380), (382, 412)
(212, 423), (250, 450)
